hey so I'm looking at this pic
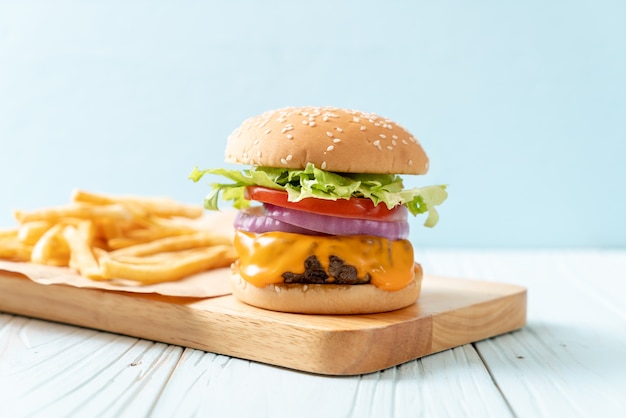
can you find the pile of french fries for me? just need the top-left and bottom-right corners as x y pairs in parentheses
(0, 190), (237, 284)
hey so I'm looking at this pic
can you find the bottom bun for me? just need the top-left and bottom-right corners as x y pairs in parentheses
(228, 264), (423, 315)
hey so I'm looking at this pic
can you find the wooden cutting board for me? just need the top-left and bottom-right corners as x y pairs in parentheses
(0, 270), (526, 375)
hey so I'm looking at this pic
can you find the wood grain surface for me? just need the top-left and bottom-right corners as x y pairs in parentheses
(0, 269), (526, 375)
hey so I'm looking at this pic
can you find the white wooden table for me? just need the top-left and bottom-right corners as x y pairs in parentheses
(1, 250), (624, 418)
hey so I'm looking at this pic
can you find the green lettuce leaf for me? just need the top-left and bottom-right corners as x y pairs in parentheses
(188, 163), (448, 227)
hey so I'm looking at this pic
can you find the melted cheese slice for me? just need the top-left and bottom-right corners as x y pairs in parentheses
(233, 230), (415, 291)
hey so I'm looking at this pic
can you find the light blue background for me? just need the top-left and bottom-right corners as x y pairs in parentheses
(1, 1), (624, 248)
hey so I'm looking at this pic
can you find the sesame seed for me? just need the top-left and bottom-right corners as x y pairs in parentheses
(408, 160), (413, 166)
(360, 126), (366, 131)
(326, 131), (333, 137)
(286, 134), (293, 139)
(302, 120), (308, 125)
(321, 161), (327, 169)
(379, 134), (386, 139)
(265, 129), (271, 134)
(286, 154), (293, 161)
(392, 140), (397, 146)
(253, 140), (260, 145)
(333, 138), (341, 143)
(386, 145), (393, 150)
(353, 117), (360, 123)
(402, 139), (408, 145)
(392, 135), (398, 140)
(323, 116), (329, 122)
(280, 158), (288, 165)
(309, 121), (316, 127)
(336, 127), (343, 132)
(326, 145), (334, 152)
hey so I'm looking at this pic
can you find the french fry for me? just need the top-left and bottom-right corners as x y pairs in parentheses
(148, 215), (200, 230)
(104, 220), (197, 250)
(107, 247), (218, 265)
(72, 189), (203, 219)
(17, 221), (53, 245)
(126, 197), (203, 219)
(14, 203), (132, 224)
(127, 218), (197, 239)
(70, 189), (117, 206)
(1, 230), (25, 260)
(63, 223), (102, 279)
(1, 228), (19, 239)
(124, 228), (186, 241)
(95, 218), (126, 242)
(78, 219), (96, 244)
(106, 237), (152, 250)
(109, 232), (231, 258)
(30, 223), (70, 266)
(0, 237), (32, 261)
(100, 245), (236, 283)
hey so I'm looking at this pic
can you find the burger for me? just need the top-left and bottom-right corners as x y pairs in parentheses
(190, 106), (447, 314)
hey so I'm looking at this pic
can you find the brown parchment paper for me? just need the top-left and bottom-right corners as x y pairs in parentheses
(0, 210), (238, 298)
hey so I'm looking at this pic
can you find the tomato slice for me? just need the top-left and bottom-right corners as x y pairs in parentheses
(244, 186), (406, 222)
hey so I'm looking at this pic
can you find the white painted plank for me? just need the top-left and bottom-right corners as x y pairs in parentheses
(478, 323), (626, 418)
(151, 344), (513, 418)
(0, 314), (183, 418)
(389, 346), (512, 418)
(420, 250), (626, 418)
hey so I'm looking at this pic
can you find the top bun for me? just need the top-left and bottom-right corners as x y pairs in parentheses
(225, 106), (429, 174)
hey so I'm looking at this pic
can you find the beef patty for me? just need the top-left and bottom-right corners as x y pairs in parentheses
(282, 255), (371, 285)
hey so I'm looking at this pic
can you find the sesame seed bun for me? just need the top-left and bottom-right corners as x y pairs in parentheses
(229, 263), (423, 315)
(225, 106), (429, 174)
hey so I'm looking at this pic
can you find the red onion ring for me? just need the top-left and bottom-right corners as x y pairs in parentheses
(263, 204), (409, 240)
(234, 208), (322, 235)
